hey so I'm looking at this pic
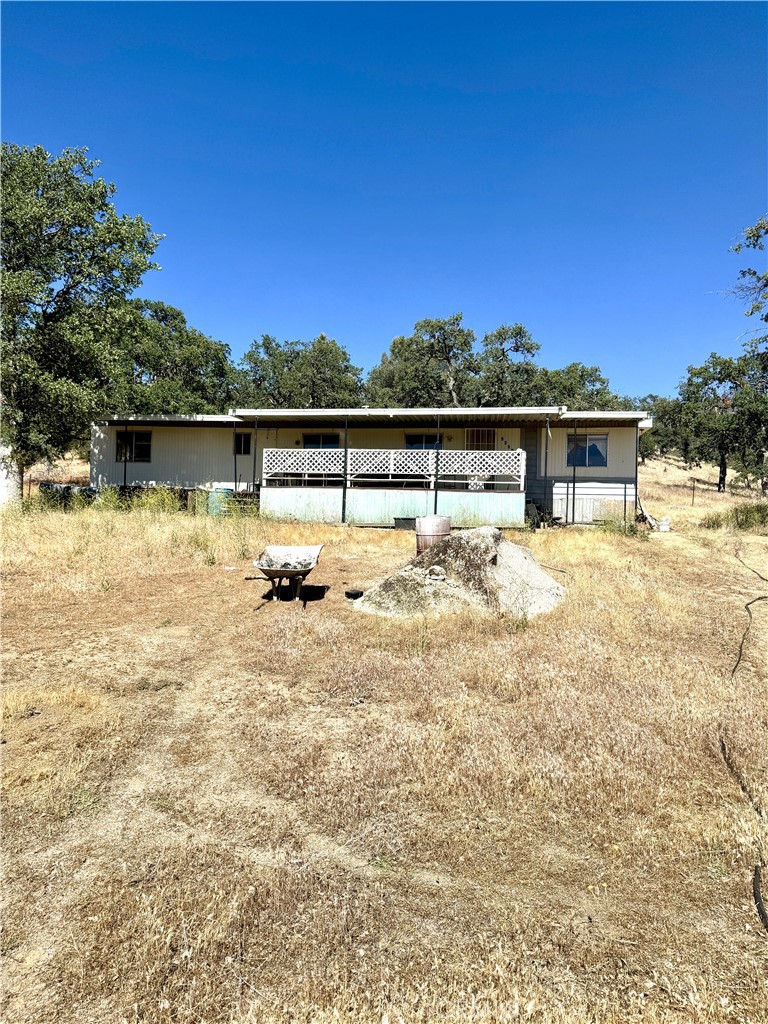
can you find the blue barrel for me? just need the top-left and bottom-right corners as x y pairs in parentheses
(208, 488), (234, 516)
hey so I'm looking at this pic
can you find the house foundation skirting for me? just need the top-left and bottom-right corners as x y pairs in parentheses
(260, 486), (526, 527)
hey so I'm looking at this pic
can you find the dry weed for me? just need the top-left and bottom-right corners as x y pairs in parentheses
(1, 462), (767, 1023)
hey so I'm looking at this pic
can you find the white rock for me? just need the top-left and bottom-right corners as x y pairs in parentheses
(356, 526), (565, 620)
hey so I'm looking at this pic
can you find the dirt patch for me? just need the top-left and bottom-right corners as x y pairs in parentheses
(1, 501), (767, 1023)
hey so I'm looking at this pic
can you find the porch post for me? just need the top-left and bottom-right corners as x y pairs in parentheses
(251, 416), (259, 493)
(544, 416), (549, 511)
(433, 411), (441, 514)
(122, 420), (128, 490)
(341, 414), (349, 524)
(634, 421), (640, 521)
(571, 420), (577, 525)
(233, 420), (238, 492)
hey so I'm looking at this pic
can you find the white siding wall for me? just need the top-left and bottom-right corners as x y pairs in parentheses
(539, 426), (637, 478)
(88, 422), (525, 491)
(90, 425), (256, 490)
(552, 481), (636, 523)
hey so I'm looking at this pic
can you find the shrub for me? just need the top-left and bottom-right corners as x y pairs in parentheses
(700, 511), (724, 529)
(131, 487), (184, 514)
(701, 502), (768, 532)
(600, 518), (646, 539)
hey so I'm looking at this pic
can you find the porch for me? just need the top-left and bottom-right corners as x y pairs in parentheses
(259, 447), (527, 527)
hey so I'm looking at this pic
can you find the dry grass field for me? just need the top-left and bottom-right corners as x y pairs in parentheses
(2, 458), (767, 1023)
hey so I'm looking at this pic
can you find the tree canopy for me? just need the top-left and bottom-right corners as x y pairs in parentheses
(731, 215), (768, 329)
(365, 314), (478, 407)
(115, 299), (239, 416)
(238, 333), (364, 409)
(365, 313), (626, 410)
(1, 144), (161, 483)
(644, 217), (768, 489)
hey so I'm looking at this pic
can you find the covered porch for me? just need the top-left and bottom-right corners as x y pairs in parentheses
(228, 406), (553, 527)
(259, 445), (527, 526)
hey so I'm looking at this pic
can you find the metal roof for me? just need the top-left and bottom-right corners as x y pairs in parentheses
(98, 414), (243, 427)
(232, 406), (652, 428)
(96, 407), (652, 429)
(231, 406), (566, 426)
(558, 411), (653, 430)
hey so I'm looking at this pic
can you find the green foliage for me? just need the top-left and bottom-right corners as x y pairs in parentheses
(631, 396), (680, 462)
(366, 313), (477, 407)
(238, 333), (363, 408)
(113, 300), (240, 415)
(131, 487), (184, 514)
(700, 502), (768, 532)
(473, 323), (540, 406)
(647, 221), (768, 491)
(533, 362), (624, 410)
(1, 144), (161, 486)
(731, 215), (768, 326)
(93, 486), (124, 512)
(672, 342), (767, 492)
(600, 518), (647, 539)
(365, 313), (625, 410)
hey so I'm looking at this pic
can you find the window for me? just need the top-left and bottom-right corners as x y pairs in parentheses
(234, 432), (251, 456)
(567, 434), (608, 468)
(404, 433), (442, 450)
(116, 430), (152, 463)
(303, 433), (340, 449)
(465, 428), (496, 451)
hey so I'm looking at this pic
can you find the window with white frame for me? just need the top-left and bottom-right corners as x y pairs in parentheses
(116, 430), (152, 463)
(303, 433), (340, 449)
(465, 428), (496, 450)
(234, 432), (251, 456)
(404, 433), (442, 450)
(566, 434), (608, 468)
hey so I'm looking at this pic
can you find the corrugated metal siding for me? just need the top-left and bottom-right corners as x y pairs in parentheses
(91, 425), (255, 490)
(552, 481), (636, 524)
(541, 427), (636, 479)
(90, 423), (529, 492)
(522, 427), (545, 505)
(260, 486), (525, 527)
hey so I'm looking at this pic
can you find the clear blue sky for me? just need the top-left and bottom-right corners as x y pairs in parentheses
(3, 1), (766, 399)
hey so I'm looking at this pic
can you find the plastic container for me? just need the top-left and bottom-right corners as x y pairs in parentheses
(208, 487), (234, 516)
(415, 515), (451, 554)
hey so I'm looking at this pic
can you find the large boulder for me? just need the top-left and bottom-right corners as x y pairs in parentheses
(355, 526), (565, 619)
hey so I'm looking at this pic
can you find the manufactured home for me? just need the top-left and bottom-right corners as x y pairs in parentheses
(90, 406), (652, 526)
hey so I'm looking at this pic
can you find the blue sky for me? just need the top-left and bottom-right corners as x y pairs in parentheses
(3, 1), (766, 399)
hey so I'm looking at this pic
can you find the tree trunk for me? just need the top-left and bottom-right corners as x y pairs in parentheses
(446, 367), (461, 408)
(0, 451), (24, 505)
(718, 449), (727, 493)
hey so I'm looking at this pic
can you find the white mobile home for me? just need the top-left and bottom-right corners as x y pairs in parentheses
(90, 406), (652, 526)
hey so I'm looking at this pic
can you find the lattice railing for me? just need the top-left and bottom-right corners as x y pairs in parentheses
(439, 448), (525, 484)
(262, 447), (526, 489)
(348, 448), (435, 478)
(263, 448), (344, 478)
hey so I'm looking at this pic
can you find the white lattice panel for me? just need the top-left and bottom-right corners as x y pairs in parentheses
(262, 446), (526, 485)
(439, 449), (526, 481)
(263, 448), (344, 476)
(348, 449), (434, 477)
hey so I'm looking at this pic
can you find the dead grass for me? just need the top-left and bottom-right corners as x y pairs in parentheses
(1, 460), (767, 1023)
(639, 454), (767, 531)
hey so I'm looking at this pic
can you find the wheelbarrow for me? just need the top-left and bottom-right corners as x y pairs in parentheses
(253, 545), (324, 602)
